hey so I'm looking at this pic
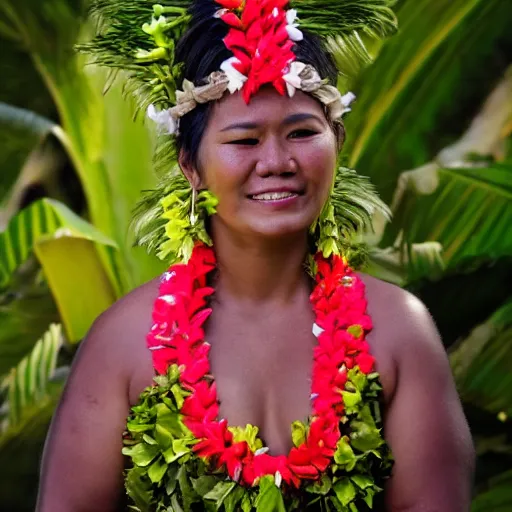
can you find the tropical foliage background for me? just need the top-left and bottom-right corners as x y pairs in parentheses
(0, 0), (511, 509)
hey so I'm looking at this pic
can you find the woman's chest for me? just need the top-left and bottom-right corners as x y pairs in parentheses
(206, 304), (317, 455)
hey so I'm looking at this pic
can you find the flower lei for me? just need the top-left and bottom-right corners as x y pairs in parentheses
(123, 244), (393, 511)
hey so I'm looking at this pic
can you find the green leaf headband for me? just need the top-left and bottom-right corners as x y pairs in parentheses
(80, 0), (397, 131)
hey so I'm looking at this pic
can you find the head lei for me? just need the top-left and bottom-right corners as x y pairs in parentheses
(81, 0), (396, 268)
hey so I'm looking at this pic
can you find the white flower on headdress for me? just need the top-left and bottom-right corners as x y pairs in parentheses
(283, 61), (306, 97)
(220, 57), (247, 94)
(285, 9), (303, 42)
(147, 104), (177, 135)
(340, 92), (357, 115)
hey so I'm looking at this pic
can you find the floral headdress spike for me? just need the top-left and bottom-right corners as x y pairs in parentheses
(80, 0), (397, 136)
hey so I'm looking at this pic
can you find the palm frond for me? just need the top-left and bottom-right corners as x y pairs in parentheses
(328, 32), (373, 86)
(332, 167), (391, 239)
(1, 324), (63, 430)
(292, 0), (398, 39)
(78, 0), (193, 114)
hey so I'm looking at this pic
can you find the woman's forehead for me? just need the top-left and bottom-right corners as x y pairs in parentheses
(209, 87), (326, 127)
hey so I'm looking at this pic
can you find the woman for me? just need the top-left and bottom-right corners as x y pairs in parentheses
(36, 0), (474, 510)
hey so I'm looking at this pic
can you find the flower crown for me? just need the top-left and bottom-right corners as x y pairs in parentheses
(81, 0), (397, 137)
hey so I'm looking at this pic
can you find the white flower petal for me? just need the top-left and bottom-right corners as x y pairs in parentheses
(146, 104), (177, 135)
(286, 9), (298, 25)
(275, 471), (282, 488)
(283, 61), (306, 96)
(341, 91), (356, 108)
(285, 81), (296, 97)
(220, 57), (247, 94)
(312, 323), (324, 337)
(147, 104), (158, 121)
(286, 25), (303, 42)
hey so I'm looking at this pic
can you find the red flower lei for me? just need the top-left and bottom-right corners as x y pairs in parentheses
(147, 243), (376, 488)
(215, 0), (297, 103)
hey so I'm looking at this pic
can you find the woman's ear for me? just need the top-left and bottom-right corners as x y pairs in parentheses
(179, 150), (203, 189)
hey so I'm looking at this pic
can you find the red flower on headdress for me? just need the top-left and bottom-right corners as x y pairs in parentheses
(217, 0), (298, 103)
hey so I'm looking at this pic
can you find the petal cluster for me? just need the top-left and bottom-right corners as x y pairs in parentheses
(216, 0), (299, 103)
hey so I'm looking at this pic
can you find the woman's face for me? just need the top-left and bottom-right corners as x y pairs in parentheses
(190, 87), (337, 240)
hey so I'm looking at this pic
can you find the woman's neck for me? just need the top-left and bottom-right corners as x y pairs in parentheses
(211, 225), (311, 305)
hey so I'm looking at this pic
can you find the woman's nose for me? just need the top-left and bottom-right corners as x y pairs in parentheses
(255, 137), (297, 177)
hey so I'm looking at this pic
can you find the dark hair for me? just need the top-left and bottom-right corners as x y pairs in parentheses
(175, 0), (342, 168)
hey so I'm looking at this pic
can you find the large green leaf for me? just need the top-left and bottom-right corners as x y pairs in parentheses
(89, 70), (166, 287)
(345, 0), (512, 203)
(0, 197), (116, 288)
(0, 198), (118, 340)
(381, 163), (512, 269)
(450, 300), (512, 416)
(1, 2), (168, 292)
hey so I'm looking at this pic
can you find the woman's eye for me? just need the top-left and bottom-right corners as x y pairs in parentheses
(229, 138), (259, 146)
(289, 129), (317, 139)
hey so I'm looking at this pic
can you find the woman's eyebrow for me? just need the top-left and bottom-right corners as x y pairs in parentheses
(282, 112), (323, 126)
(220, 121), (259, 132)
(220, 113), (322, 132)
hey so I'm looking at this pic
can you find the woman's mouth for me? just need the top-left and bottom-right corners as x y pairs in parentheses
(250, 191), (298, 201)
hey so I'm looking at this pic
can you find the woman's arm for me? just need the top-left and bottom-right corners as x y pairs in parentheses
(36, 285), (155, 512)
(384, 293), (475, 511)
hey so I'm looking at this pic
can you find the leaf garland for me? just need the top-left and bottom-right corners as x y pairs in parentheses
(123, 366), (392, 511)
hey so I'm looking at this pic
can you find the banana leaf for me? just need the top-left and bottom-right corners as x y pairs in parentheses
(450, 300), (512, 416)
(344, 0), (512, 203)
(381, 163), (512, 269)
(0, 198), (116, 288)
(0, 198), (118, 341)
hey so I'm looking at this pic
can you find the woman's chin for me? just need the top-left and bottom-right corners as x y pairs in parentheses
(240, 216), (315, 241)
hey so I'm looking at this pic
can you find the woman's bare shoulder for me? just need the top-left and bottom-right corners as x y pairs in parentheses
(81, 276), (161, 400)
(357, 273), (441, 402)
(91, 276), (160, 342)
(358, 273), (433, 335)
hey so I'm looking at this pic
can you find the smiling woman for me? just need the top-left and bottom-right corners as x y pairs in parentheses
(36, 1), (474, 511)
